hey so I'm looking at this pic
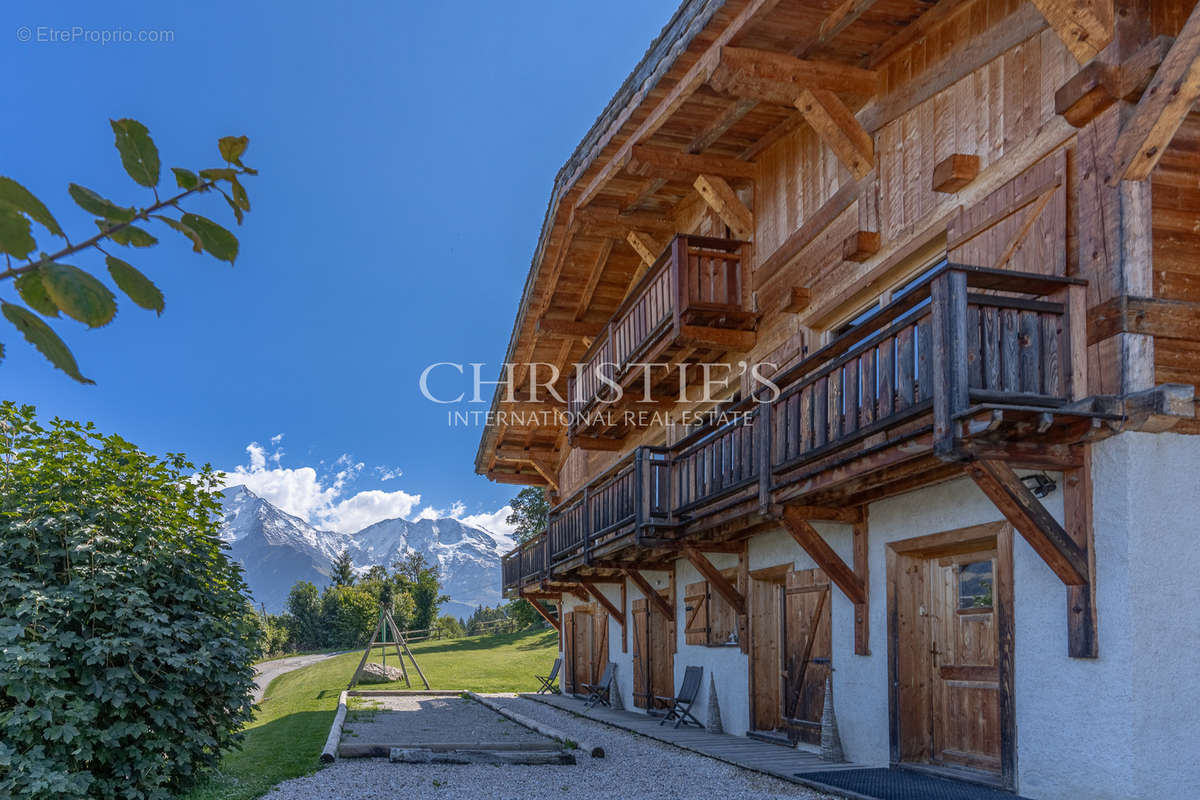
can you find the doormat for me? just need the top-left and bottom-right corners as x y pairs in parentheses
(797, 768), (1030, 800)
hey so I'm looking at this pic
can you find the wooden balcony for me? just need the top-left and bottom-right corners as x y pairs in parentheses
(503, 264), (1105, 594)
(567, 234), (755, 444)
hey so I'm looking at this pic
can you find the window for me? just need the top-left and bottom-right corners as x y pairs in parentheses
(957, 560), (994, 611)
(830, 257), (947, 339)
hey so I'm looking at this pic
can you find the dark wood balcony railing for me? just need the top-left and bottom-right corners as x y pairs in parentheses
(567, 234), (753, 434)
(502, 264), (1086, 592)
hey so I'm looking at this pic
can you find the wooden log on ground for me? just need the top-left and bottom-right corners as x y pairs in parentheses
(320, 690), (348, 763)
(466, 691), (605, 758)
(389, 747), (576, 765)
(338, 741), (564, 758)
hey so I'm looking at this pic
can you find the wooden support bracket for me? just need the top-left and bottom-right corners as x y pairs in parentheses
(580, 580), (625, 627)
(1028, 0), (1114, 64)
(1112, 2), (1200, 183)
(781, 507), (867, 606)
(794, 88), (874, 179)
(520, 591), (561, 632)
(682, 546), (746, 616)
(623, 569), (674, 622)
(626, 230), (664, 266)
(965, 459), (1089, 585)
(693, 174), (754, 239)
(1055, 35), (1173, 128)
(781, 505), (869, 655)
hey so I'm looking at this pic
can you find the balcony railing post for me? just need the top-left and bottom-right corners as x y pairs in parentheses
(671, 235), (686, 337)
(757, 397), (772, 514)
(583, 484), (592, 564)
(931, 267), (970, 456)
(634, 448), (646, 541)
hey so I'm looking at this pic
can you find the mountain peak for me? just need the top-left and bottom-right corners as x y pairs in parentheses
(216, 488), (508, 616)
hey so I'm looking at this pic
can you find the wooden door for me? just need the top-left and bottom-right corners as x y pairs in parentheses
(929, 550), (1001, 773)
(571, 609), (592, 694)
(783, 568), (832, 745)
(562, 611), (575, 695)
(749, 575), (784, 731)
(631, 594), (674, 709)
(889, 522), (1014, 785)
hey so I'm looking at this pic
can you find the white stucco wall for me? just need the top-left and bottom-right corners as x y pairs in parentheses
(549, 431), (1200, 798)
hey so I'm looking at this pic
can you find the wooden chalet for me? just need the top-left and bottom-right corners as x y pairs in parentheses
(477, 1), (1200, 796)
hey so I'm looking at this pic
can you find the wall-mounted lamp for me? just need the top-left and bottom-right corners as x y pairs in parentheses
(1021, 472), (1057, 498)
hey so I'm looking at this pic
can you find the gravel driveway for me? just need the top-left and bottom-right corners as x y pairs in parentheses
(265, 695), (832, 800)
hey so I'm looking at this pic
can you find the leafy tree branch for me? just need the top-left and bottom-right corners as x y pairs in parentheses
(0, 118), (257, 383)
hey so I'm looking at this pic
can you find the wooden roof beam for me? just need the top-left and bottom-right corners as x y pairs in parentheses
(536, 316), (605, 338)
(781, 506), (867, 605)
(575, 206), (674, 240)
(965, 459), (1089, 586)
(1111, 3), (1200, 183)
(682, 546), (745, 616)
(1028, 0), (1114, 64)
(795, 89), (874, 179)
(693, 174), (754, 239)
(627, 144), (756, 182)
(709, 46), (881, 107)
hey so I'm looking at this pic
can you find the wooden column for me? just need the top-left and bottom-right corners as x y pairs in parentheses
(852, 510), (870, 656)
(930, 268), (969, 457)
(1063, 445), (1099, 657)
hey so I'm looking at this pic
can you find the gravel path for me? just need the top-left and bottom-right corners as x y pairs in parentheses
(343, 694), (547, 747)
(253, 653), (340, 705)
(265, 695), (833, 800)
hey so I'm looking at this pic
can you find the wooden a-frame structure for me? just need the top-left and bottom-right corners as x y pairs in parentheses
(347, 608), (430, 690)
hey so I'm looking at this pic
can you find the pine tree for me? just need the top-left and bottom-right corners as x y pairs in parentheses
(330, 549), (356, 587)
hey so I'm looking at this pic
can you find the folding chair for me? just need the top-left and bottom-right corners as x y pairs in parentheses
(535, 657), (561, 694)
(580, 662), (614, 709)
(656, 665), (704, 728)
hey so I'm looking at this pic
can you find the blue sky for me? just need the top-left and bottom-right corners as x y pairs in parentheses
(2, 0), (677, 535)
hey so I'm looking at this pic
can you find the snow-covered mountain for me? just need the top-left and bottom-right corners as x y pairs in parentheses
(218, 485), (512, 618)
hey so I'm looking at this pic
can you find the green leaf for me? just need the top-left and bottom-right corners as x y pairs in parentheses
(14, 272), (59, 317)
(198, 168), (238, 182)
(0, 208), (36, 258)
(230, 178), (250, 212)
(172, 168), (199, 190)
(0, 177), (64, 237)
(180, 213), (238, 263)
(152, 215), (203, 253)
(106, 256), (164, 315)
(218, 189), (244, 225)
(40, 263), (117, 327)
(68, 184), (136, 223)
(98, 221), (158, 248)
(1, 302), (93, 383)
(218, 136), (248, 165)
(110, 119), (160, 188)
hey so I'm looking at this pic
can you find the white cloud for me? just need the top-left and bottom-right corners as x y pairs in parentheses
(218, 439), (514, 542)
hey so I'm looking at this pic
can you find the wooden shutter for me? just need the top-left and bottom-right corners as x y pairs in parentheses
(631, 599), (649, 708)
(592, 604), (609, 684)
(561, 611), (575, 694)
(683, 580), (709, 645)
(783, 568), (832, 745)
(948, 150), (1068, 277)
(708, 569), (738, 645)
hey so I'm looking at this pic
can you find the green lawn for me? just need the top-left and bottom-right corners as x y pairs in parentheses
(184, 628), (559, 800)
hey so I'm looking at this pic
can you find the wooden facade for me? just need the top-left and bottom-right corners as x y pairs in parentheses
(484, 0), (1200, 793)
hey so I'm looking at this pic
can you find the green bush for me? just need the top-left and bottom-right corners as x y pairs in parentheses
(0, 403), (258, 799)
